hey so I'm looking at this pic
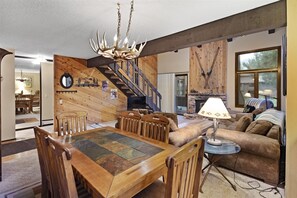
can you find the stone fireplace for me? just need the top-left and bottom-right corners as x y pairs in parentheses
(188, 93), (227, 113)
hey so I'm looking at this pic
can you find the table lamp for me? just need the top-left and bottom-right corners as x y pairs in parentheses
(198, 97), (231, 145)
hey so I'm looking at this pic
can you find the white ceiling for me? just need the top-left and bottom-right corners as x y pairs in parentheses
(0, 0), (279, 60)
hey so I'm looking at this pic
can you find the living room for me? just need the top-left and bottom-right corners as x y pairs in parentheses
(0, 0), (297, 197)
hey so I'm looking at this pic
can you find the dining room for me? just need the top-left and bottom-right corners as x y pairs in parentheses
(1, 0), (296, 197)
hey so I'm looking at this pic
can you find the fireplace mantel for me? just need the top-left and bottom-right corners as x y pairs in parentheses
(187, 93), (227, 113)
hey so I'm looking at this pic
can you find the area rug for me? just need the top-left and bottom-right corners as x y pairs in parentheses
(0, 150), (41, 196)
(2, 182), (41, 198)
(15, 118), (38, 124)
(2, 138), (36, 157)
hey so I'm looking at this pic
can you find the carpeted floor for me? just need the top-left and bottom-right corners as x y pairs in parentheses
(0, 150), (41, 196)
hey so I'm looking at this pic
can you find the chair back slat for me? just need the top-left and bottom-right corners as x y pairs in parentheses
(47, 136), (78, 198)
(165, 137), (205, 198)
(119, 111), (141, 134)
(141, 114), (170, 143)
(56, 111), (87, 136)
(34, 127), (55, 198)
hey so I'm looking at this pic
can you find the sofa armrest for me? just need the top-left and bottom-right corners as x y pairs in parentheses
(207, 128), (280, 160)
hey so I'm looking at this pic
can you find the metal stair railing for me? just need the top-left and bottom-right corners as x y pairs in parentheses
(109, 60), (162, 111)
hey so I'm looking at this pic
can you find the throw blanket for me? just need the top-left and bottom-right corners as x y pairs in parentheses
(245, 97), (274, 109)
(256, 109), (286, 145)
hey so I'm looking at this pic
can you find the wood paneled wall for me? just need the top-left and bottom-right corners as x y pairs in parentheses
(138, 55), (158, 87)
(189, 40), (227, 94)
(54, 55), (157, 130)
(54, 55), (127, 129)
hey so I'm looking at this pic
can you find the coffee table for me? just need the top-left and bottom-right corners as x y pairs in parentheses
(200, 137), (241, 192)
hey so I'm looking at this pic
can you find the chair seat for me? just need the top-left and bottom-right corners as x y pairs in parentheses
(133, 180), (165, 198)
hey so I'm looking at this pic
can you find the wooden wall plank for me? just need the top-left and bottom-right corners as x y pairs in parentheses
(54, 55), (127, 130)
(189, 40), (227, 94)
(54, 55), (158, 130)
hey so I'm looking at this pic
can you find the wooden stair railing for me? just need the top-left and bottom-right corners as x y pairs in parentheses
(95, 59), (162, 111)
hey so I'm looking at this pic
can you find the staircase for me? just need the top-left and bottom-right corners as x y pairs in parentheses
(96, 60), (162, 111)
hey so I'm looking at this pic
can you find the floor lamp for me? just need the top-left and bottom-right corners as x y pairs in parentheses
(0, 49), (13, 181)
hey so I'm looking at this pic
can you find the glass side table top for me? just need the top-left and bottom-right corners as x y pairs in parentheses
(203, 137), (241, 155)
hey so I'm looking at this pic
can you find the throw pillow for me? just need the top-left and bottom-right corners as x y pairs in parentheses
(167, 117), (179, 132)
(243, 105), (256, 113)
(235, 115), (252, 132)
(245, 120), (273, 136)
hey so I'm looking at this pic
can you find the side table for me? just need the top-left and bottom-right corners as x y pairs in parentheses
(200, 137), (241, 192)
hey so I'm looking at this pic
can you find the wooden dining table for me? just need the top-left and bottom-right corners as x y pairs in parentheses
(56, 126), (177, 198)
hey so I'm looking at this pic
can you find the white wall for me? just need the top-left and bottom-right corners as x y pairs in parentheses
(41, 62), (54, 120)
(158, 48), (189, 74)
(227, 28), (286, 111)
(158, 48), (190, 113)
(1, 49), (15, 141)
(158, 73), (175, 113)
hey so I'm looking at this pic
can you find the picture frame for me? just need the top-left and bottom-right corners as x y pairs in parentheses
(24, 77), (32, 88)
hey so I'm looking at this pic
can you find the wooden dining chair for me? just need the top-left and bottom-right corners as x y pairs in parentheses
(134, 137), (205, 198)
(141, 114), (170, 143)
(46, 136), (78, 198)
(56, 111), (87, 136)
(119, 111), (142, 134)
(34, 127), (54, 198)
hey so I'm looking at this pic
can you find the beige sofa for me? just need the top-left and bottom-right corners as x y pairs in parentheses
(209, 109), (285, 185)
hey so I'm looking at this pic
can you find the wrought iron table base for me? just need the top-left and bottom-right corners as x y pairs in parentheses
(200, 154), (237, 192)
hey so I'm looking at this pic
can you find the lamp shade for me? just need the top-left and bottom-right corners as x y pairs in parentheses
(198, 97), (231, 119)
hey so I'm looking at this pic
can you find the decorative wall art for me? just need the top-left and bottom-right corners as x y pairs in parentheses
(24, 77), (32, 88)
(102, 80), (108, 91)
(76, 77), (99, 87)
(110, 89), (118, 99)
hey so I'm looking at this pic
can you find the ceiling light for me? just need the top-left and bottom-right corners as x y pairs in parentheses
(32, 56), (46, 64)
(89, 0), (146, 61)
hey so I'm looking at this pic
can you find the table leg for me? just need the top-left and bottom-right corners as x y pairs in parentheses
(200, 154), (237, 192)
(213, 165), (237, 191)
(200, 162), (213, 193)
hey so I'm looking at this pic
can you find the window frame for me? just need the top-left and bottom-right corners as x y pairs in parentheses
(235, 46), (281, 109)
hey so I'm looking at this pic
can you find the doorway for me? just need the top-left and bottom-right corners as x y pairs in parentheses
(15, 56), (54, 131)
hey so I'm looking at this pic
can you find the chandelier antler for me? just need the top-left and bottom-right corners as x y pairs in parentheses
(90, 0), (146, 61)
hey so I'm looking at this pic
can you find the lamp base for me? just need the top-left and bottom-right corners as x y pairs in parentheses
(207, 138), (222, 146)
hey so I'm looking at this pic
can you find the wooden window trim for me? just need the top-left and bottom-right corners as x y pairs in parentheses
(235, 46), (281, 109)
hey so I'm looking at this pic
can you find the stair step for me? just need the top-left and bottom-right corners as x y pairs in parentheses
(98, 65), (110, 69)
(121, 86), (130, 90)
(105, 70), (114, 74)
(110, 76), (120, 79)
(126, 91), (134, 94)
(116, 81), (125, 85)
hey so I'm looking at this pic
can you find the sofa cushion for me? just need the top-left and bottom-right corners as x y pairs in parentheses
(266, 125), (281, 142)
(167, 118), (179, 132)
(169, 125), (202, 147)
(245, 120), (273, 136)
(235, 115), (253, 132)
(215, 128), (280, 160)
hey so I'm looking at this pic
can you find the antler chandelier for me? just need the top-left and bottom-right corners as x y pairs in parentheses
(90, 0), (146, 61)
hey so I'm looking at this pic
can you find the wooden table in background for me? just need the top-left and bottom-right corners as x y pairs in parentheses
(57, 126), (177, 198)
(15, 97), (32, 113)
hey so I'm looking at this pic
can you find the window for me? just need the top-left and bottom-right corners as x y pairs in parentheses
(235, 46), (281, 109)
